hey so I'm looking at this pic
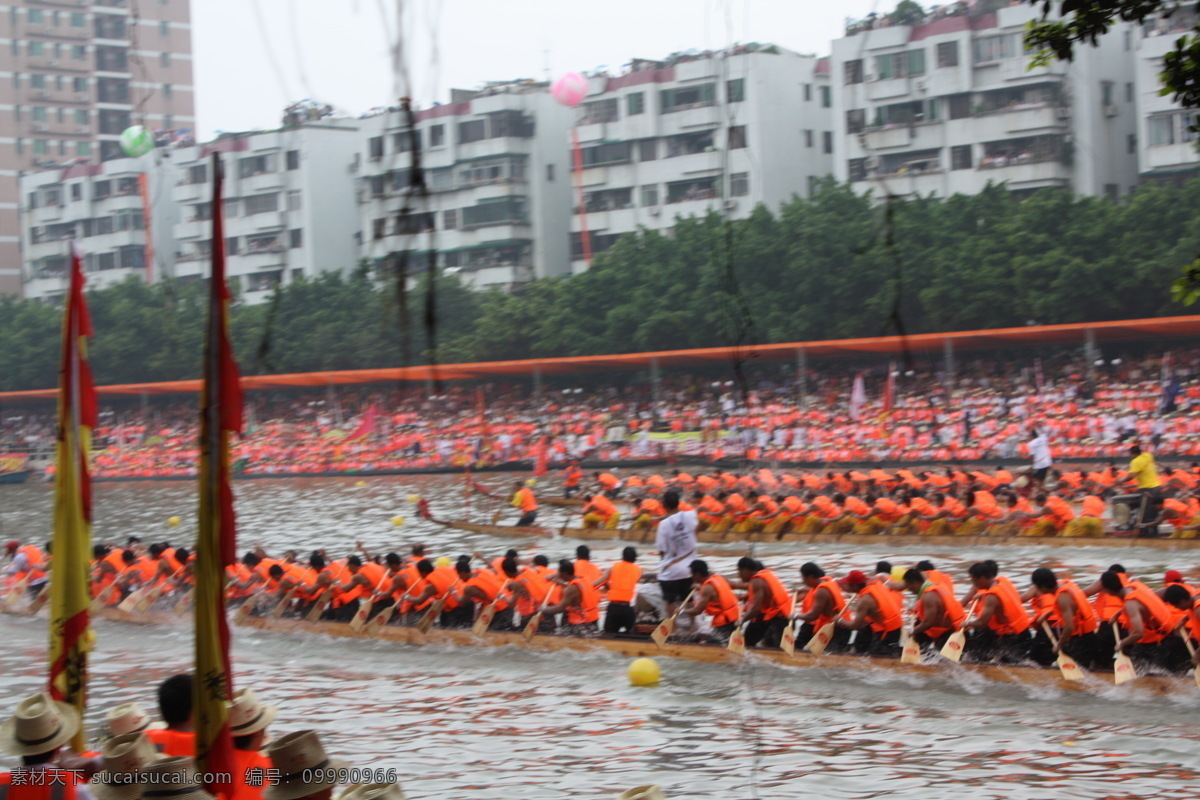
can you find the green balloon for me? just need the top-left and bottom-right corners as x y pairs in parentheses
(119, 126), (154, 157)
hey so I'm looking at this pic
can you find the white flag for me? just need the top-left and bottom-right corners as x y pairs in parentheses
(849, 373), (866, 421)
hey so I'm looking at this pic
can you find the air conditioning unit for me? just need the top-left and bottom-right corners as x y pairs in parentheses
(914, 78), (928, 93)
(647, 206), (661, 216)
(865, 73), (879, 82)
(723, 199), (738, 211)
(865, 155), (880, 171)
(1104, 104), (1119, 118)
(1056, 107), (1070, 119)
(34, 123), (48, 132)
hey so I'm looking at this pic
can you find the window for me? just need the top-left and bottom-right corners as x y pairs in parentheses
(15, 138), (22, 155)
(160, 52), (170, 67)
(28, 8), (43, 23)
(286, 150), (299, 170)
(1104, 183), (1119, 201)
(973, 34), (1015, 64)
(372, 219), (386, 240)
(31, 74), (45, 89)
(727, 78), (745, 103)
(75, 109), (87, 124)
(462, 196), (527, 227)
(119, 246), (145, 270)
(660, 84), (716, 113)
(876, 52), (910, 80)
(458, 119), (486, 143)
(848, 158), (867, 181)
(11, 73), (19, 89)
(906, 49), (926, 76)
(948, 94), (971, 119)
(74, 77), (87, 93)
(243, 193), (279, 215)
(627, 92), (644, 116)
(804, 84), (812, 102)
(546, 164), (554, 181)
(72, 45), (85, 59)
(94, 180), (111, 199)
(730, 172), (749, 197)
(28, 42), (44, 57)
(728, 126), (747, 149)
(845, 59), (864, 84)
(1125, 82), (1133, 103)
(368, 136), (384, 160)
(1127, 133), (1136, 154)
(823, 131), (833, 154)
(393, 130), (422, 152)
(951, 145), (972, 170)
(846, 109), (866, 133)
(804, 129), (813, 148)
(443, 209), (458, 230)
(937, 42), (959, 68)
(638, 138), (656, 161)
(640, 184), (658, 206)
(11, 106), (18, 122)
(71, 183), (82, 201)
(187, 164), (208, 184)
(289, 229), (303, 248)
(581, 141), (631, 167)
(159, 20), (169, 35)
(578, 99), (618, 125)
(820, 85), (831, 108)
(32, 107), (46, 122)
(1124, 29), (1132, 51)
(162, 83), (172, 98)
(226, 237), (240, 255)
(430, 124), (445, 147)
(71, 12), (85, 27)
(1101, 81), (1114, 107)
(238, 155), (272, 178)
(1148, 115), (1175, 146)
(287, 190), (301, 210)
(75, 141), (90, 156)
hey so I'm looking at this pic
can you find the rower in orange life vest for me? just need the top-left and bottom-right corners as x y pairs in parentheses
(1028, 567), (1102, 669)
(902, 568), (966, 650)
(681, 560), (740, 643)
(594, 547), (641, 634)
(734, 557), (793, 648)
(1099, 569), (1190, 672)
(962, 561), (1033, 663)
(511, 481), (538, 527)
(835, 570), (903, 656)
(537, 559), (601, 636)
(792, 562), (847, 650)
(0, 692), (92, 800)
(563, 461), (584, 499)
(1161, 582), (1200, 667)
(440, 556), (503, 628)
(4, 540), (47, 594)
(572, 545), (601, 586)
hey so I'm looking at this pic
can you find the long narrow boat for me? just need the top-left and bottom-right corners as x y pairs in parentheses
(438, 519), (1199, 550)
(1, 604), (1184, 696)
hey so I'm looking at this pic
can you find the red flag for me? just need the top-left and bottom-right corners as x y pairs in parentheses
(343, 403), (378, 442)
(533, 436), (549, 477)
(476, 387), (488, 439)
(195, 153), (241, 797)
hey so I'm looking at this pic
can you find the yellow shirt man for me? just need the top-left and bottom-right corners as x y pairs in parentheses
(1128, 449), (1161, 490)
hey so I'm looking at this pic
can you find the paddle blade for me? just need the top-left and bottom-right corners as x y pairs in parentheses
(1056, 652), (1085, 682)
(901, 634), (922, 665)
(417, 600), (442, 634)
(134, 586), (163, 613)
(522, 613), (542, 641)
(173, 589), (193, 616)
(116, 588), (144, 613)
(805, 622), (835, 656)
(365, 605), (395, 637)
(651, 617), (674, 649)
(940, 630), (967, 663)
(1114, 653), (1136, 685)
(306, 596), (330, 622)
(27, 587), (50, 614)
(348, 603), (371, 633)
(780, 621), (796, 657)
(232, 601), (253, 626)
(727, 626), (745, 655)
(472, 603), (497, 636)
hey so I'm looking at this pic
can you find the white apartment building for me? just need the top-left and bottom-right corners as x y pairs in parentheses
(172, 120), (360, 304)
(20, 154), (178, 302)
(1135, 4), (1200, 183)
(567, 45), (834, 273)
(356, 81), (572, 291)
(831, 4), (1139, 201)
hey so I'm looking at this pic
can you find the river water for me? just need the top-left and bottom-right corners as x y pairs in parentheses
(3, 475), (1200, 800)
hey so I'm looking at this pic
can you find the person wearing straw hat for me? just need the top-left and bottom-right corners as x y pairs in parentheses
(261, 731), (351, 800)
(90, 732), (165, 800)
(140, 758), (213, 800)
(337, 783), (406, 800)
(0, 692), (95, 800)
(227, 689), (277, 800)
(102, 704), (165, 742)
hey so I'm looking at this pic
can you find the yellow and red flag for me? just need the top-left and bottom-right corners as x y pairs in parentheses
(195, 153), (242, 796)
(49, 242), (96, 751)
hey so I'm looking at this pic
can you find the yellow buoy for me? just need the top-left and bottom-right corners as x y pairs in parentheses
(628, 657), (660, 687)
(435, 556), (452, 568)
(355, 480), (366, 488)
(167, 516), (181, 527)
(891, 566), (907, 582)
(391, 515), (405, 527)
(406, 494), (421, 504)
(524, 478), (537, 487)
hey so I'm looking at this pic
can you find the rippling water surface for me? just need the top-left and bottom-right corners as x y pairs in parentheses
(3, 476), (1200, 800)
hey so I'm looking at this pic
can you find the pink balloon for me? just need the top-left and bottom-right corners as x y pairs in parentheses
(551, 72), (588, 107)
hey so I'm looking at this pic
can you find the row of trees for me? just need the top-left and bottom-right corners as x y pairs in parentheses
(2, 178), (1198, 391)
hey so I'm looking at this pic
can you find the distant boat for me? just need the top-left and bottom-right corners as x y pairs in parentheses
(0, 469), (29, 485)
(0, 454), (30, 485)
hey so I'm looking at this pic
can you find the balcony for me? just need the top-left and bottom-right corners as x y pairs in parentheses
(863, 126), (913, 150)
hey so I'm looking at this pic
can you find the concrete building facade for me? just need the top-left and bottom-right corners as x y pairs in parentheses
(355, 81), (572, 291)
(2, 0), (194, 295)
(1135, 4), (1200, 184)
(566, 45), (834, 274)
(830, 4), (1139, 201)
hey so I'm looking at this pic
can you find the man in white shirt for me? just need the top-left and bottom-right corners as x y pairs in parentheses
(655, 489), (698, 618)
(1028, 426), (1052, 490)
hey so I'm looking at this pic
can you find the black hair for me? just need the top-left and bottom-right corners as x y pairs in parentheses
(875, 561), (892, 575)
(691, 560), (710, 577)
(309, 553), (326, 570)
(533, 554), (549, 568)
(158, 674), (193, 726)
(149, 543), (165, 558)
(268, 565), (284, 579)
(915, 560), (935, 572)
(621, 546), (637, 562)
(576, 545), (590, 560)
(1163, 584), (1193, 607)
(1099, 570), (1125, 595)
(242, 552), (261, 567)
(800, 562), (825, 579)
(173, 547), (189, 562)
(93, 544), (109, 559)
(982, 560), (999, 579)
(411, 543), (426, 557)
(504, 549), (519, 559)
(967, 562), (990, 580)
(1031, 567), (1057, 592)
(416, 559), (433, 576)
(1108, 564), (1126, 574)
(385, 552), (401, 568)
(233, 733), (257, 751)
(502, 557), (519, 578)
(127, 537), (141, 546)
(121, 549), (137, 565)
(663, 489), (681, 511)
(736, 556), (762, 573)
(902, 568), (924, 585)
(559, 559), (576, 578)
(347, 555), (363, 568)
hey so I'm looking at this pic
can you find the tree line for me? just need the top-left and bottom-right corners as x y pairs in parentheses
(2, 178), (1198, 392)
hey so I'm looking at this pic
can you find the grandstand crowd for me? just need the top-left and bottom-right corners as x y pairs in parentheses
(1, 349), (1199, 479)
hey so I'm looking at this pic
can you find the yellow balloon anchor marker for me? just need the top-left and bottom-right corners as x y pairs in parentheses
(628, 658), (660, 686)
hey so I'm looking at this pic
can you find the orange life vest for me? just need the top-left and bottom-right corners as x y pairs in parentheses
(1119, 582), (1181, 643)
(978, 581), (1031, 635)
(606, 561), (641, 604)
(800, 577), (846, 630)
(703, 575), (740, 627)
(566, 577), (600, 625)
(0, 768), (84, 800)
(1055, 579), (1098, 635)
(230, 747), (272, 800)
(917, 581), (966, 638)
(145, 728), (196, 757)
(859, 581), (902, 633)
(573, 559), (601, 585)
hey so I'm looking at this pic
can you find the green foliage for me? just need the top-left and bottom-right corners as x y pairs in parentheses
(3, 178), (1200, 391)
(890, 0), (926, 27)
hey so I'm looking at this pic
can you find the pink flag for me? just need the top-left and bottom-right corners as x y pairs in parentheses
(849, 373), (866, 421)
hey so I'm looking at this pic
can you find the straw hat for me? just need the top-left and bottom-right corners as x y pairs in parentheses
(615, 787), (666, 800)
(338, 783), (406, 800)
(105, 702), (165, 738)
(0, 692), (81, 757)
(227, 688), (278, 737)
(141, 758), (215, 800)
(262, 730), (351, 800)
(91, 731), (166, 800)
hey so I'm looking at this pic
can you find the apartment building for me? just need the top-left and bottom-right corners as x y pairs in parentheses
(830, 3), (1138, 201)
(566, 45), (834, 274)
(3, 0), (194, 296)
(19, 152), (177, 302)
(355, 80), (572, 291)
(171, 120), (360, 304)
(1135, 4), (1200, 183)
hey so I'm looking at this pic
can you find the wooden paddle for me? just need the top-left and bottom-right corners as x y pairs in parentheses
(522, 585), (558, 642)
(651, 588), (696, 649)
(727, 623), (746, 655)
(417, 578), (461, 634)
(27, 583), (50, 614)
(779, 590), (803, 657)
(2, 575), (30, 609)
(900, 627), (921, 664)
(472, 580), (511, 637)
(172, 588), (194, 615)
(349, 572), (393, 633)
(1040, 622), (1085, 681)
(366, 585), (419, 637)
(1179, 629), (1200, 689)
(1113, 621), (1136, 685)
(136, 566), (186, 613)
(805, 620), (837, 656)
(940, 601), (979, 663)
(91, 569), (131, 613)
(270, 587), (297, 619)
